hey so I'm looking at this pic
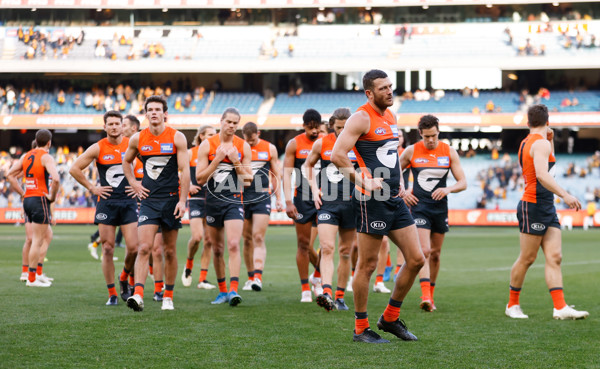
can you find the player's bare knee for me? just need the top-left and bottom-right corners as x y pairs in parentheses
(227, 242), (240, 253)
(164, 247), (176, 261)
(252, 234), (265, 245)
(548, 251), (562, 265)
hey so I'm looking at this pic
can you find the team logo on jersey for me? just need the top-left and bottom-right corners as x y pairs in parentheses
(160, 143), (174, 153)
(257, 152), (269, 160)
(139, 215), (148, 223)
(318, 213), (331, 221)
(347, 150), (357, 160)
(437, 156), (450, 166)
(414, 218), (427, 226)
(102, 155), (114, 161)
(206, 216), (215, 223)
(190, 210), (201, 217)
(374, 127), (386, 135)
(299, 149), (311, 156)
(96, 213), (108, 220)
(415, 158), (429, 164)
(141, 145), (153, 152)
(531, 223), (546, 231)
(370, 221), (386, 230)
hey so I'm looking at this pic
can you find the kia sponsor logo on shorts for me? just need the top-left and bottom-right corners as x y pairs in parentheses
(414, 218), (427, 226)
(206, 216), (215, 223)
(370, 221), (386, 230)
(139, 215), (148, 223)
(96, 213), (108, 220)
(531, 223), (546, 231)
(296, 213), (304, 220)
(190, 210), (201, 217)
(318, 213), (331, 221)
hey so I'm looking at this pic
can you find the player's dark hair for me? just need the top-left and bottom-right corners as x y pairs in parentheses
(242, 121), (258, 136)
(527, 104), (549, 128)
(329, 107), (351, 127)
(144, 95), (168, 113)
(31, 140), (37, 149)
(221, 107), (240, 121)
(124, 114), (140, 130)
(303, 108), (321, 128)
(363, 69), (388, 91)
(418, 114), (440, 132)
(35, 129), (52, 147)
(194, 125), (215, 146)
(103, 110), (123, 124)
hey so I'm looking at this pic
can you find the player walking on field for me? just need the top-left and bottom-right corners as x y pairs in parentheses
(506, 104), (588, 320)
(305, 108), (355, 311)
(332, 70), (425, 343)
(196, 107), (252, 306)
(241, 122), (283, 292)
(400, 114), (467, 311)
(122, 95), (190, 311)
(7, 129), (60, 288)
(69, 111), (139, 305)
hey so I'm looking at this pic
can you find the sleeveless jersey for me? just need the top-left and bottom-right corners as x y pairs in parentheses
(244, 138), (272, 202)
(319, 132), (356, 202)
(189, 145), (206, 199)
(133, 157), (144, 181)
(206, 134), (245, 201)
(293, 133), (319, 198)
(518, 133), (556, 204)
(353, 103), (400, 197)
(399, 146), (411, 188)
(409, 141), (451, 204)
(96, 137), (130, 201)
(138, 126), (180, 199)
(23, 148), (50, 198)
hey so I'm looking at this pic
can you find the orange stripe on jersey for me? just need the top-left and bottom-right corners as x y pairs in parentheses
(518, 133), (556, 204)
(250, 139), (271, 161)
(294, 133), (315, 159)
(189, 145), (199, 168)
(138, 126), (177, 157)
(133, 157), (144, 180)
(410, 141), (451, 169)
(207, 135), (245, 163)
(23, 148), (50, 198)
(96, 137), (129, 165)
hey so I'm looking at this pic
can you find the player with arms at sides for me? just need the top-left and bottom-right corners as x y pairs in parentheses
(331, 69), (425, 343)
(400, 114), (466, 311)
(283, 109), (324, 303)
(122, 95), (190, 311)
(11, 140), (54, 284)
(196, 107), (252, 306)
(182, 125), (217, 290)
(70, 111), (139, 305)
(506, 104), (588, 320)
(240, 122), (283, 292)
(305, 108), (355, 311)
(7, 129), (60, 287)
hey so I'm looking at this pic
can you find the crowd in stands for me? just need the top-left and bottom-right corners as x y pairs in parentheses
(0, 83), (208, 116)
(17, 25), (85, 60)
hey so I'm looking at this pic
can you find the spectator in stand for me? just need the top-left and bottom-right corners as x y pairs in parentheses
(486, 100), (495, 112)
(560, 97), (572, 108)
(73, 94), (81, 108)
(193, 87), (205, 101)
(472, 88), (479, 99)
(183, 93), (192, 109)
(434, 89), (445, 101)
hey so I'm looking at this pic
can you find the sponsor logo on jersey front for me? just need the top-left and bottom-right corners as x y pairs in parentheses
(374, 127), (386, 135)
(324, 150), (332, 158)
(257, 151), (269, 160)
(437, 156), (450, 166)
(347, 150), (357, 160)
(370, 221), (386, 230)
(160, 143), (174, 153)
(299, 149), (311, 156)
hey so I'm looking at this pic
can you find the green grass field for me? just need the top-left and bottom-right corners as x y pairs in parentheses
(1, 225), (598, 369)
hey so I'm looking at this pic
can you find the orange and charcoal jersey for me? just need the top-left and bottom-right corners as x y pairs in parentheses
(206, 134), (246, 201)
(319, 132), (357, 203)
(96, 137), (130, 201)
(138, 126), (180, 200)
(244, 138), (272, 202)
(409, 141), (451, 205)
(23, 148), (51, 198)
(133, 156), (144, 181)
(399, 146), (411, 189)
(189, 145), (206, 199)
(353, 103), (400, 197)
(293, 132), (320, 198)
(518, 133), (555, 204)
